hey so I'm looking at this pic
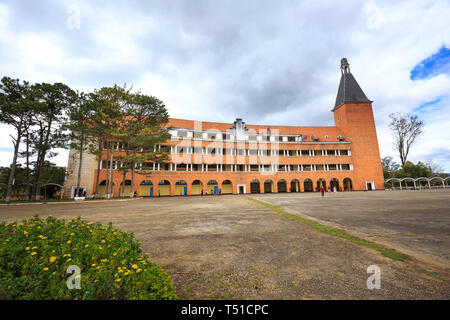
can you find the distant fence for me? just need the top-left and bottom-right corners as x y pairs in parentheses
(385, 176), (450, 190)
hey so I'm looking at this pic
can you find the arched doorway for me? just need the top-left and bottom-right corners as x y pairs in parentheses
(277, 179), (287, 193)
(316, 178), (326, 192)
(221, 180), (232, 194)
(330, 178), (339, 191)
(175, 180), (187, 196)
(158, 180), (171, 196)
(140, 180), (153, 197)
(41, 183), (64, 200)
(250, 179), (260, 194)
(98, 180), (114, 197)
(264, 180), (273, 193)
(303, 179), (313, 192)
(207, 180), (218, 195)
(343, 178), (352, 191)
(119, 180), (132, 197)
(290, 179), (300, 192)
(191, 180), (203, 195)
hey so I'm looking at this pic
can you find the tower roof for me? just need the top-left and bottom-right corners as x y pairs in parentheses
(333, 58), (371, 110)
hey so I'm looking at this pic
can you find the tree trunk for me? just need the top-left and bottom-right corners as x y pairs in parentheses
(25, 131), (31, 201)
(30, 149), (41, 201)
(32, 121), (53, 201)
(121, 169), (126, 198)
(107, 143), (114, 198)
(33, 149), (47, 201)
(5, 133), (22, 204)
(105, 142), (111, 198)
(94, 140), (102, 198)
(130, 162), (136, 198)
(75, 132), (84, 197)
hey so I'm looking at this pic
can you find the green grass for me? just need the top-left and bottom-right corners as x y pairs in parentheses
(246, 197), (409, 262)
(421, 269), (445, 281)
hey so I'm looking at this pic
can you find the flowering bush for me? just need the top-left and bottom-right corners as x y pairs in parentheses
(0, 215), (177, 300)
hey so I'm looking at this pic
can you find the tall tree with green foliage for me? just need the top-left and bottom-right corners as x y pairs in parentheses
(29, 82), (77, 201)
(123, 92), (171, 197)
(18, 114), (35, 200)
(0, 77), (34, 203)
(65, 92), (96, 197)
(381, 156), (401, 179)
(91, 85), (130, 198)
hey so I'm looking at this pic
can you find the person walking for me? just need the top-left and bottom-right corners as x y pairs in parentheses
(320, 185), (325, 197)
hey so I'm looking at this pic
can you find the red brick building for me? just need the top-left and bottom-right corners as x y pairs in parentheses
(64, 58), (384, 198)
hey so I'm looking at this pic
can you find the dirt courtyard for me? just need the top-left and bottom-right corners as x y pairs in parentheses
(0, 190), (449, 299)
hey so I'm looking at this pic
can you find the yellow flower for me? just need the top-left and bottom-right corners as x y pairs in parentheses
(31, 252), (37, 256)
(136, 269), (142, 273)
(101, 240), (106, 243)
(101, 259), (107, 262)
(43, 267), (49, 271)
(124, 271), (130, 276)
(67, 240), (71, 244)
(23, 231), (28, 235)
(31, 246), (37, 250)
(49, 256), (57, 263)
(116, 278), (121, 282)
(91, 264), (96, 267)
(113, 252), (117, 256)
(25, 247), (30, 251)
(132, 264), (138, 269)
(84, 244), (89, 248)
(67, 259), (72, 262)
(70, 233), (75, 236)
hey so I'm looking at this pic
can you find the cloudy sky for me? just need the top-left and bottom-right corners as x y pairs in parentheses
(0, 0), (449, 171)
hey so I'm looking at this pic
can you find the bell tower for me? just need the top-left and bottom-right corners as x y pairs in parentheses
(333, 58), (384, 190)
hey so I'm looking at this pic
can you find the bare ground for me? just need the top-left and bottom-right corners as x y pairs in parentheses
(0, 192), (449, 299)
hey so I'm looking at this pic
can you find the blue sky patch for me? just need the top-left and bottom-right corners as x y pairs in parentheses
(410, 46), (450, 80)
(413, 97), (442, 114)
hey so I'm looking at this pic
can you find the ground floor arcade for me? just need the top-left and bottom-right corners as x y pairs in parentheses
(91, 170), (356, 198)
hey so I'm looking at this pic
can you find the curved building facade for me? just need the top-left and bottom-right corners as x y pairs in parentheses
(64, 59), (384, 198)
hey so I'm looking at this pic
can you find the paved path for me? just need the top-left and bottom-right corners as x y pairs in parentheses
(250, 189), (450, 267)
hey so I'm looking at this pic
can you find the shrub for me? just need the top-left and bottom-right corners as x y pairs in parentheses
(0, 215), (177, 300)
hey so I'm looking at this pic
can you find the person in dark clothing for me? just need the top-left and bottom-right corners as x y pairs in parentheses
(320, 186), (325, 197)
